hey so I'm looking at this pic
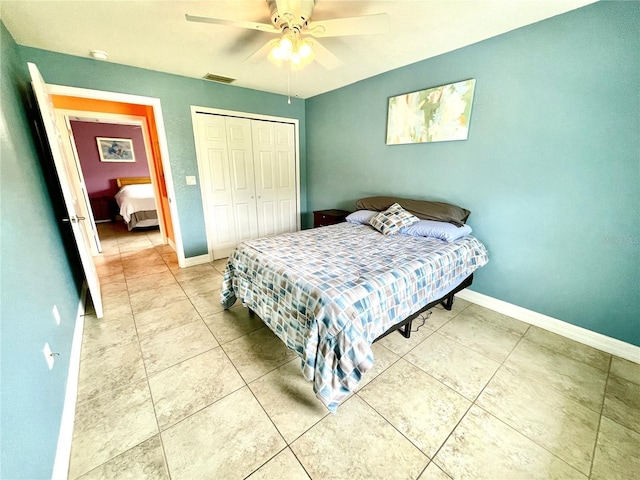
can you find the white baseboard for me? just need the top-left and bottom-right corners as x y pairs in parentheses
(52, 284), (87, 480)
(457, 289), (640, 364)
(168, 237), (176, 251)
(182, 253), (211, 268)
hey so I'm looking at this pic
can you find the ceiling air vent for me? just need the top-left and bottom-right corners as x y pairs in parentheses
(203, 73), (235, 84)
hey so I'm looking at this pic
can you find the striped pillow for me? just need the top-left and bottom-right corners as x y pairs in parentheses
(369, 203), (419, 235)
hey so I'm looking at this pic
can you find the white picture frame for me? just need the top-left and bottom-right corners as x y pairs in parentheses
(96, 137), (136, 162)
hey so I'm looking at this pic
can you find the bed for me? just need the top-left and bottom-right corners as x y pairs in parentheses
(114, 177), (159, 230)
(220, 196), (489, 412)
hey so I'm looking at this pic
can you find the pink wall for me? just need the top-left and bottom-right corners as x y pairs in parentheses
(70, 121), (150, 198)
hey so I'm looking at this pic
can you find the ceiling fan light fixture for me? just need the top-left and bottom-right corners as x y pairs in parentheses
(270, 46), (286, 61)
(298, 42), (313, 59)
(279, 35), (294, 54)
(187, 0), (388, 73)
(269, 31), (314, 69)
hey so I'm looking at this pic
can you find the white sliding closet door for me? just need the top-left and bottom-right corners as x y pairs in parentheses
(226, 117), (259, 243)
(196, 114), (255, 258)
(251, 120), (296, 237)
(195, 112), (298, 260)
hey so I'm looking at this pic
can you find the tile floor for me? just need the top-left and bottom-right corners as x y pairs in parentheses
(68, 221), (640, 479)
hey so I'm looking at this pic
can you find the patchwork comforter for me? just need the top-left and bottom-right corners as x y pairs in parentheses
(221, 222), (489, 412)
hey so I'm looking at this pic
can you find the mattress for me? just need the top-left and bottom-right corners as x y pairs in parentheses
(114, 183), (157, 226)
(221, 222), (489, 411)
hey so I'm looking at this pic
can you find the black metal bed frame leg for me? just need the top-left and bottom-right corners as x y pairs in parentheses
(441, 294), (455, 311)
(400, 320), (412, 338)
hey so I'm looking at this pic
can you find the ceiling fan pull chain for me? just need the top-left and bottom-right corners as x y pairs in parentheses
(287, 68), (291, 104)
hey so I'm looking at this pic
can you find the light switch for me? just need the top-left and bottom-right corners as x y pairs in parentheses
(186, 176), (197, 185)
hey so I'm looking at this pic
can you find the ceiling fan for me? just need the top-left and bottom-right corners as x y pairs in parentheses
(186, 0), (389, 70)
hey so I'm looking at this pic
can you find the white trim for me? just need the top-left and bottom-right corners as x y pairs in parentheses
(56, 109), (169, 249)
(138, 116), (168, 241)
(457, 289), (640, 364)
(190, 106), (301, 263)
(192, 105), (301, 127)
(46, 83), (186, 268)
(182, 254), (211, 267)
(48, 84), (160, 107)
(52, 285), (87, 480)
(190, 105), (301, 231)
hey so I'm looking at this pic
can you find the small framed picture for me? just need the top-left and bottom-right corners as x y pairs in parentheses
(96, 137), (136, 162)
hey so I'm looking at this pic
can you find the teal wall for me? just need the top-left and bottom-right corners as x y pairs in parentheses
(306, 1), (640, 346)
(0, 22), (83, 479)
(1, 3), (638, 477)
(2, 22), (307, 479)
(17, 46), (308, 257)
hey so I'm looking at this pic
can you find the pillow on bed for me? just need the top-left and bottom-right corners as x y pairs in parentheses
(399, 219), (472, 242)
(356, 196), (470, 226)
(369, 203), (419, 235)
(346, 210), (377, 224)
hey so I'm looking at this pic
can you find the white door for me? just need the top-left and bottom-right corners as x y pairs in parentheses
(195, 111), (298, 259)
(196, 114), (258, 259)
(58, 113), (102, 255)
(251, 120), (278, 237)
(273, 122), (297, 234)
(225, 117), (259, 243)
(28, 63), (103, 318)
(251, 120), (297, 236)
(196, 114), (236, 259)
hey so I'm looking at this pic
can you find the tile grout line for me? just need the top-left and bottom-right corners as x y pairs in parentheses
(587, 354), (613, 479)
(395, 322), (576, 479)
(353, 391), (431, 479)
(111, 224), (174, 478)
(72, 226), (167, 478)
(469, 326), (598, 478)
(422, 323), (521, 477)
(498, 343), (610, 417)
(87, 223), (636, 479)
(353, 312), (480, 479)
(126, 227), (175, 480)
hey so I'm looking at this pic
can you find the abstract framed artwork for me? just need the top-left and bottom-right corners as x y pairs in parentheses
(386, 79), (476, 145)
(96, 137), (136, 162)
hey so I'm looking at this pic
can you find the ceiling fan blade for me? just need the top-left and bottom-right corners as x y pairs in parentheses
(307, 13), (389, 38)
(245, 39), (279, 64)
(185, 14), (279, 34)
(308, 38), (343, 70)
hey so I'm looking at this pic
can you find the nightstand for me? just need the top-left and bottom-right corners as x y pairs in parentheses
(313, 209), (351, 228)
(89, 196), (112, 222)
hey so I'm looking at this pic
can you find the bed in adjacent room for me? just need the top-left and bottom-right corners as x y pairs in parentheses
(114, 177), (159, 230)
(220, 196), (489, 412)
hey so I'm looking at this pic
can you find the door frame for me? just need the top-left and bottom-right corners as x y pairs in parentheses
(56, 110), (168, 246)
(48, 84), (186, 266)
(190, 106), (301, 261)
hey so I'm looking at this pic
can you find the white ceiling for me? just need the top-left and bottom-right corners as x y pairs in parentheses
(1, 0), (597, 99)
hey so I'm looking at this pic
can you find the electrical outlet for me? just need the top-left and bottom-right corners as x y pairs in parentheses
(186, 176), (197, 186)
(52, 305), (61, 325)
(43, 343), (54, 369)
